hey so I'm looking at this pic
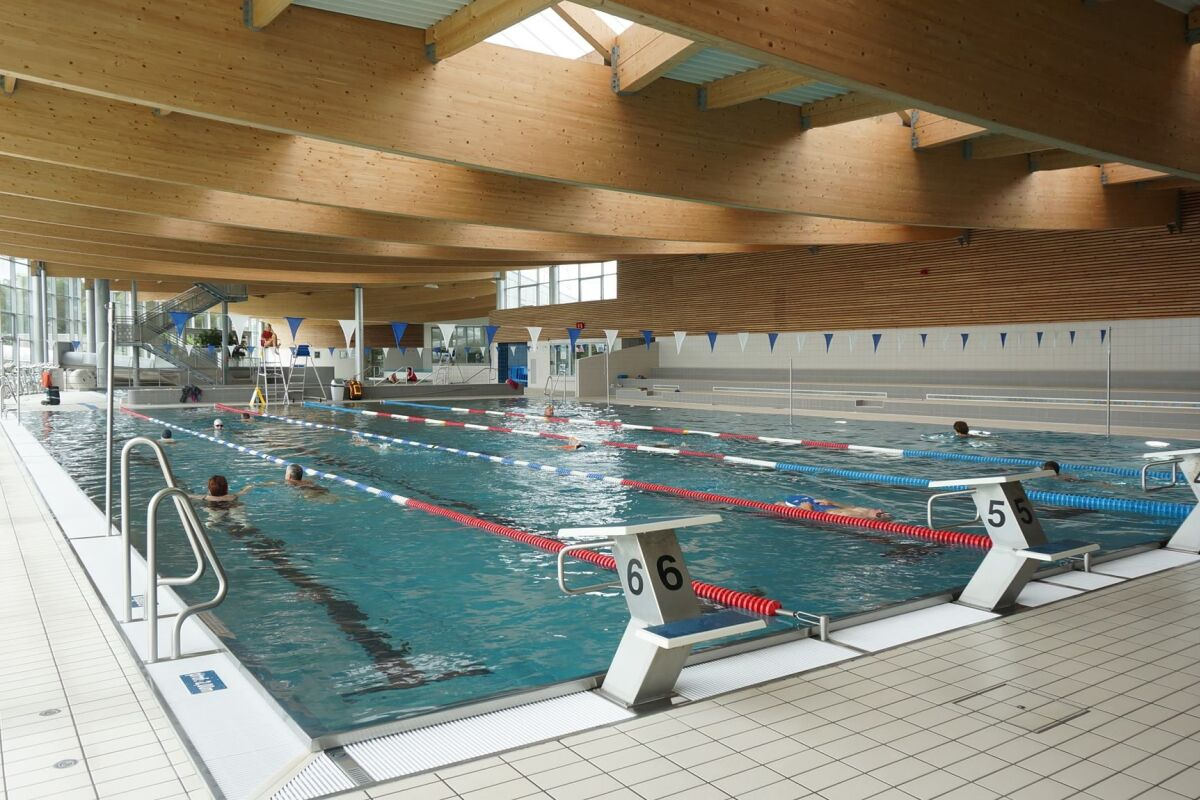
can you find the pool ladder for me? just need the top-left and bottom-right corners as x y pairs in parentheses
(120, 436), (228, 663)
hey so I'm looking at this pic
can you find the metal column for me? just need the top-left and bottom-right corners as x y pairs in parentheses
(104, 300), (116, 537)
(220, 300), (230, 385)
(353, 285), (365, 379)
(94, 279), (111, 389)
(130, 280), (140, 387)
(84, 286), (96, 354)
(31, 263), (45, 363)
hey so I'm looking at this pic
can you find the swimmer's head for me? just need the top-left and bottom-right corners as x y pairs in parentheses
(161, 429), (172, 440)
(207, 475), (229, 497)
(286, 464), (303, 481)
(241, 413), (252, 421)
(1042, 460), (1061, 475)
(952, 420), (970, 435)
(213, 419), (224, 430)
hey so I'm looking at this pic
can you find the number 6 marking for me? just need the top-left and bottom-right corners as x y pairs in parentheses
(656, 555), (684, 590)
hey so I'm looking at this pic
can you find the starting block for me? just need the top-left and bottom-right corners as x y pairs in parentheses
(929, 472), (1097, 612)
(1143, 449), (1200, 552)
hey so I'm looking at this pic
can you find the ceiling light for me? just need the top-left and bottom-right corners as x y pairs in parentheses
(424, 283), (440, 289)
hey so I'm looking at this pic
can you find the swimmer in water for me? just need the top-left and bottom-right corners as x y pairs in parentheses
(1041, 460), (1080, 482)
(560, 436), (586, 451)
(952, 420), (985, 439)
(778, 494), (892, 520)
(544, 403), (556, 418)
(213, 418), (225, 433)
(191, 475), (254, 506)
(159, 428), (177, 445)
(241, 412), (254, 423)
(283, 463), (330, 495)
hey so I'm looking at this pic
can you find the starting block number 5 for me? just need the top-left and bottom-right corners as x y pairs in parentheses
(976, 483), (1046, 547)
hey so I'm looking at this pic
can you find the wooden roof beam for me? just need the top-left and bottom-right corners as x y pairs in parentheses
(699, 67), (814, 111)
(613, 24), (703, 93)
(1, 75), (16, 96)
(910, 110), (989, 150)
(800, 93), (907, 129)
(1100, 163), (1171, 186)
(244, 0), (292, 30)
(1027, 151), (1102, 172)
(426, 0), (556, 62)
(552, 2), (615, 61)
(964, 135), (1055, 160)
(0, 1), (1173, 231)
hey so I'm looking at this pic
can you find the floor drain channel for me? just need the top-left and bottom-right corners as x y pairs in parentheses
(326, 747), (373, 786)
(951, 682), (1088, 734)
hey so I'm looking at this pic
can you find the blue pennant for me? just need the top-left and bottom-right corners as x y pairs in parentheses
(1036, 331), (1044, 347)
(706, 331), (718, 352)
(168, 310), (191, 338)
(567, 328), (582, 348)
(919, 333), (928, 348)
(1099, 329), (1107, 344)
(960, 333), (970, 350)
(1069, 330), (1076, 345)
(641, 330), (653, 350)
(999, 332), (1007, 348)
(284, 316), (304, 339)
(823, 333), (834, 352)
(390, 322), (409, 348)
(767, 332), (779, 352)
(871, 333), (882, 352)
(484, 324), (500, 347)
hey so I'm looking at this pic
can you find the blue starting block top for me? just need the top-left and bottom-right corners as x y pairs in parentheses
(1017, 540), (1098, 561)
(635, 609), (766, 650)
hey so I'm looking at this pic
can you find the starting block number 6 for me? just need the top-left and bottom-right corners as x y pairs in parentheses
(626, 555), (685, 595)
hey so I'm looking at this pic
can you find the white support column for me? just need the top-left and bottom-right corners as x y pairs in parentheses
(94, 279), (110, 389)
(353, 285), (365, 380)
(130, 279), (140, 387)
(84, 286), (96, 354)
(31, 263), (45, 363)
(220, 300), (230, 385)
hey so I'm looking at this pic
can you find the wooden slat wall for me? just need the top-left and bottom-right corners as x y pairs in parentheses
(491, 193), (1200, 340)
(262, 320), (423, 350)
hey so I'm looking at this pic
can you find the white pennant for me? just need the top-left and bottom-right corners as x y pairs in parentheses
(227, 344), (236, 356)
(897, 333), (903, 352)
(796, 334), (806, 352)
(603, 328), (619, 351)
(437, 323), (457, 348)
(847, 333), (854, 353)
(737, 332), (750, 352)
(228, 313), (249, 333)
(417, 347), (424, 357)
(337, 319), (356, 348)
(526, 326), (543, 347)
(185, 344), (193, 355)
(941, 332), (951, 351)
(381, 347), (390, 358)
(509, 345), (517, 356)
(673, 331), (687, 354)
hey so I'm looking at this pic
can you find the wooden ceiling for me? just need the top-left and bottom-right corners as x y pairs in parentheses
(0, 0), (1195, 321)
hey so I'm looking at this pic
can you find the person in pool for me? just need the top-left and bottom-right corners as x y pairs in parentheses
(560, 436), (586, 451)
(159, 428), (177, 444)
(544, 403), (556, 418)
(778, 494), (892, 520)
(213, 418), (225, 433)
(283, 463), (330, 495)
(1041, 460), (1080, 482)
(952, 420), (986, 438)
(191, 475), (254, 506)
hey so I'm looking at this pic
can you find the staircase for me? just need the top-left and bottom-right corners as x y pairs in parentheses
(113, 283), (247, 385)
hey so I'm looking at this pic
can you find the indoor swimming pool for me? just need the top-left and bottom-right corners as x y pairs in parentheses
(24, 400), (1196, 740)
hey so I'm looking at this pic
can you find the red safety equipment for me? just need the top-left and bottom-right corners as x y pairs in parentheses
(40, 370), (52, 389)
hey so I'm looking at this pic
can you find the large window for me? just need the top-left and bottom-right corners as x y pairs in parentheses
(432, 324), (489, 364)
(498, 262), (617, 310)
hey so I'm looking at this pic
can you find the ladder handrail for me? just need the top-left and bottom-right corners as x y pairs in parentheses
(120, 436), (228, 663)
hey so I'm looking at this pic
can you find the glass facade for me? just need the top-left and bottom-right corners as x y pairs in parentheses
(498, 262), (617, 310)
(0, 256), (86, 359)
(431, 324), (489, 364)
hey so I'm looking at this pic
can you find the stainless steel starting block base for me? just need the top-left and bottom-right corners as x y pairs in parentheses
(1144, 449), (1200, 553)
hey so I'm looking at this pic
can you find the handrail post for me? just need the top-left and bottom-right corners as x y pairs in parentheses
(104, 301), (115, 537)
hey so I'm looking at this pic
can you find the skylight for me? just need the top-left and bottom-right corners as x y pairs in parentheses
(486, 7), (634, 60)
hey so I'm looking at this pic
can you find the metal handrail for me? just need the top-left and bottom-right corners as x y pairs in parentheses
(147, 486), (228, 661)
(927, 488), (980, 529)
(785, 609), (830, 641)
(556, 540), (620, 595)
(120, 436), (228, 662)
(1142, 458), (1184, 493)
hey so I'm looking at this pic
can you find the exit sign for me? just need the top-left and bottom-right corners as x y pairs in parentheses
(575, 322), (586, 329)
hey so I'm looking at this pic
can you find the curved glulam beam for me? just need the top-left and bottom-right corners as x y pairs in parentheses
(586, 0), (1200, 179)
(0, 0), (1171, 230)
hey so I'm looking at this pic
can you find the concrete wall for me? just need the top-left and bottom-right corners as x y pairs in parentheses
(578, 341), (659, 397)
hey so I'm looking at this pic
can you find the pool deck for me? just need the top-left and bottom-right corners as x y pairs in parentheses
(3, 392), (1200, 799)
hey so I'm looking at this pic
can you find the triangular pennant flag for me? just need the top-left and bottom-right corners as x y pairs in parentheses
(417, 347), (424, 357)
(437, 323), (457, 348)
(247, 345), (256, 356)
(327, 347), (336, 356)
(284, 316), (304, 340)
(227, 344), (236, 356)
(1100, 329), (1107, 344)
(796, 334), (806, 352)
(641, 330), (653, 350)
(603, 329), (618, 351)
(185, 344), (193, 355)
(382, 347), (390, 358)
(527, 326), (543, 347)
(338, 319), (356, 348)
(568, 328), (582, 348)
(168, 310), (191, 338)
(509, 345), (517, 357)
(872, 333), (882, 352)
(163, 341), (173, 354)
(206, 344), (215, 357)
(1000, 332), (1007, 348)
(896, 333), (903, 353)
(707, 331), (718, 352)
(70, 340), (80, 351)
(1036, 331), (1044, 347)
(920, 332), (928, 348)
(737, 332), (750, 352)
(390, 322), (409, 348)
(484, 324), (499, 347)
(673, 331), (687, 354)
(1069, 330), (1076, 345)
(961, 333), (970, 350)
(364, 347), (372, 357)
(824, 333), (834, 353)
(767, 332), (778, 352)
(229, 314), (249, 334)
(847, 334), (854, 353)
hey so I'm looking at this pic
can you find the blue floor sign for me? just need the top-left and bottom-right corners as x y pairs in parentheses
(180, 670), (227, 695)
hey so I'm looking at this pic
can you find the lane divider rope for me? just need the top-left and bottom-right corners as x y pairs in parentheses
(288, 402), (993, 549)
(383, 400), (1176, 481)
(127, 406), (782, 617)
(314, 404), (1192, 521)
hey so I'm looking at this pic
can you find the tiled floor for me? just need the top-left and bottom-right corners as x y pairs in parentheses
(0, 423), (213, 800)
(339, 562), (1200, 800)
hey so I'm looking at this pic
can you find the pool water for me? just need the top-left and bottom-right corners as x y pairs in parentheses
(23, 400), (1194, 738)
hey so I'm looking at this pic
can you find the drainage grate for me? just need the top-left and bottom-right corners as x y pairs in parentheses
(326, 747), (372, 786)
(951, 682), (1088, 734)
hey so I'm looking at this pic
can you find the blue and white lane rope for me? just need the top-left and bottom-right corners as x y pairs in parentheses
(122, 407), (786, 617)
(382, 400), (1178, 481)
(313, 403), (1194, 522)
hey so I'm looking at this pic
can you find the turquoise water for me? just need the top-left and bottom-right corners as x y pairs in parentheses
(24, 400), (1194, 738)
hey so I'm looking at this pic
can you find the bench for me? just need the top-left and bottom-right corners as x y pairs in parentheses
(635, 609), (766, 650)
